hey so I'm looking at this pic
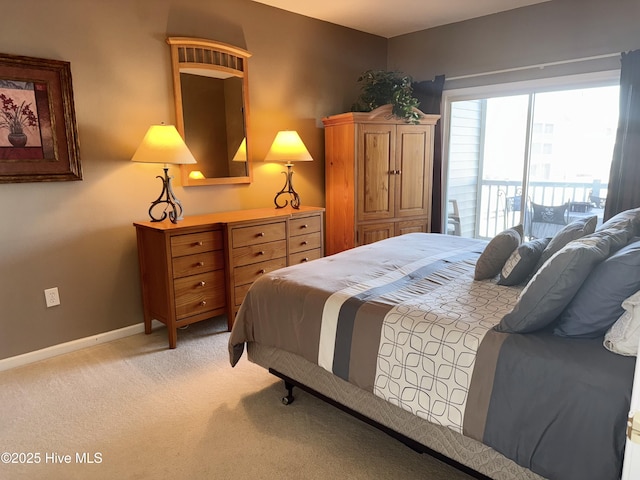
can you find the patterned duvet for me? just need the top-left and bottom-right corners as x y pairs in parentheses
(229, 233), (634, 480)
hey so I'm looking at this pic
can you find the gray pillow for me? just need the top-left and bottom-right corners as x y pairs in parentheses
(495, 228), (630, 334)
(498, 237), (551, 286)
(554, 237), (640, 338)
(474, 224), (524, 280)
(535, 215), (598, 271)
(597, 207), (640, 236)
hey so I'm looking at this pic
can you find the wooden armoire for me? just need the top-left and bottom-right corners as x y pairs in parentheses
(322, 104), (440, 255)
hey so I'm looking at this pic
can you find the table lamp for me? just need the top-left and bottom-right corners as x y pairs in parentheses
(131, 124), (197, 223)
(265, 130), (312, 209)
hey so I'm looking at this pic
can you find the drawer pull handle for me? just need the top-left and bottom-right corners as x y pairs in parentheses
(302, 241), (308, 245)
(302, 224), (308, 229)
(259, 269), (266, 274)
(198, 281), (206, 287)
(302, 257), (309, 262)
(257, 232), (265, 237)
(258, 250), (265, 256)
(197, 261), (205, 267)
(195, 241), (203, 246)
(200, 300), (207, 306)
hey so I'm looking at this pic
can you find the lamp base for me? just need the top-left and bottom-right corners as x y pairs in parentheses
(149, 167), (184, 223)
(274, 163), (301, 209)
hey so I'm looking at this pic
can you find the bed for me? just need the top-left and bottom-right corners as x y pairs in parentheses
(229, 208), (640, 480)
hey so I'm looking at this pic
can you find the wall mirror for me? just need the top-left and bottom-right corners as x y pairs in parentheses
(167, 37), (252, 186)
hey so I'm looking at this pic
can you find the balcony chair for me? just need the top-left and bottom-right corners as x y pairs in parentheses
(499, 188), (523, 230)
(526, 200), (570, 239)
(447, 199), (461, 236)
(589, 180), (606, 209)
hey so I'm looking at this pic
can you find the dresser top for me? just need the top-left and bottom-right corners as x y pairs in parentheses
(133, 205), (324, 232)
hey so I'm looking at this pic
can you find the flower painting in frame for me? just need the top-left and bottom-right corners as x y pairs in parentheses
(0, 53), (81, 183)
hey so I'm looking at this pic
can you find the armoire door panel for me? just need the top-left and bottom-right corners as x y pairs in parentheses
(358, 126), (395, 221)
(358, 222), (395, 246)
(397, 219), (429, 236)
(397, 125), (432, 217)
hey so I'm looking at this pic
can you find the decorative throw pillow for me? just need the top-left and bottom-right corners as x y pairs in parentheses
(534, 215), (598, 271)
(474, 224), (524, 280)
(554, 237), (640, 338)
(604, 289), (640, 356)
(498, 237), (551, 286)
(597, 207), (640, 236)
(495, 228), (630, 334)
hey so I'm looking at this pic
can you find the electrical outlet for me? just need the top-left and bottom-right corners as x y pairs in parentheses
(44, 287), (61, 308)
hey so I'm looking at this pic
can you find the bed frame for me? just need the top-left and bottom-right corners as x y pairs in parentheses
(247, 341), (546, 480)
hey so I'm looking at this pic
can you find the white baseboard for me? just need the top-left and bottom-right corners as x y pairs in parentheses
(0, 320), (164, 372)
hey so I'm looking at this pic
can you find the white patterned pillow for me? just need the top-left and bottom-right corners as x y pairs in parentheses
(604, 290), (640, 356)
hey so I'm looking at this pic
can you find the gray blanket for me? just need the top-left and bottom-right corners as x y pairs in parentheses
(229, 233), (634, 480)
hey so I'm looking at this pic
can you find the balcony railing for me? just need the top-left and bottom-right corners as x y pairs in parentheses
(475, 180), (607, 238)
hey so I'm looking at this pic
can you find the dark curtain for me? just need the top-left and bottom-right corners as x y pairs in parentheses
(604, 49), (640, 221)
(412, 75), (445, 232)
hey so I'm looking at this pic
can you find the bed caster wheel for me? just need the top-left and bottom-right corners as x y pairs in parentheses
(282, 380), (295, 405)
(279, 379), (296, 405)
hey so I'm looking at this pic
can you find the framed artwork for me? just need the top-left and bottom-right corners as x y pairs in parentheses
(0, 53), (81, 183)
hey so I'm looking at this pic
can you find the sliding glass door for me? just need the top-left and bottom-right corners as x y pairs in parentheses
(444, 79), (619, 239)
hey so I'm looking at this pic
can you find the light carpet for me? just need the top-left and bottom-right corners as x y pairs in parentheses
(0, 317), (475, 479)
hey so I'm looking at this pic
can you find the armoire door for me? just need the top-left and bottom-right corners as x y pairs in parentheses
(395, 124), (433, 219)
(357, 124), (396, 222)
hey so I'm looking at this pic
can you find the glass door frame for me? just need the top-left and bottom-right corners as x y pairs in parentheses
(441, 70), (620, 237)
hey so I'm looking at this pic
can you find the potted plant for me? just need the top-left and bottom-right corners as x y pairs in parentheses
(0, 93), (38, 147)
(351, 70), (421, 123)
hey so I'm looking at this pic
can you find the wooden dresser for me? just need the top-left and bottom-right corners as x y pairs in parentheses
(134, 206), (324, 348)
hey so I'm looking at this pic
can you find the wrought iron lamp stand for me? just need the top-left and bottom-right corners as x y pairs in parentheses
(149, 167), (184, 223)
(274, 162), (301, 209)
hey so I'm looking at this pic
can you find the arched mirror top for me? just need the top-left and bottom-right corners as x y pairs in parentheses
(167, 37), (252, 186)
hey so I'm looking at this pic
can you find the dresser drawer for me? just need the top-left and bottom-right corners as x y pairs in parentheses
(232, 239), (286, 268)
(289, 248), (322, 265)
(289, 232), (322, 254)
(232, 222), (286, 248)
(234, 257), (286, 287)
(290, 215), (322, 236)
(171, 230), (223, 257)
(172, 250), (224, 279)
(234, 283), (252, 307)
(173, 270), (225, 319)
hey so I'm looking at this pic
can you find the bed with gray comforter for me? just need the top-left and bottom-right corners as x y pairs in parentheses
(230, 208), (640, 480)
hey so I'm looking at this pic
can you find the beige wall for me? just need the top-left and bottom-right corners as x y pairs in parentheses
(3, 0), (638, 360)
(0, 0), (385, 359)
(388, 0), (640, 89)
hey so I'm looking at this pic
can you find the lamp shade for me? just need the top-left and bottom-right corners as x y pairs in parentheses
(264, 130), (313, 163)
(232, 137), (247, 162)
(131, 124), (197, 165)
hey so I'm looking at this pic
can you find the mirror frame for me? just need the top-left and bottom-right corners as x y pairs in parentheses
(167, 37), (252, 186)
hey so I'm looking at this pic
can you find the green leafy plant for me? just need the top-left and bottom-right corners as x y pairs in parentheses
(351, 70), (421, 123)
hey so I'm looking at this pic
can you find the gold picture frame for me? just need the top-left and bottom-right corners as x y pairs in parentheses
(0, 53), (81, 183)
